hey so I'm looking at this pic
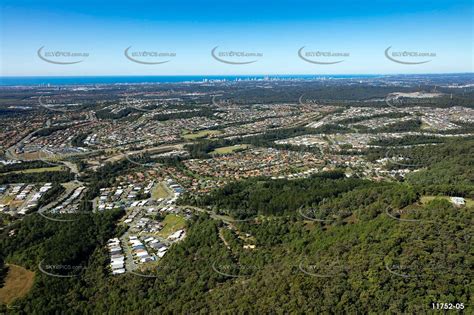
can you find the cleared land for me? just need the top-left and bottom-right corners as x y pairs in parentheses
(182, 129), (222, 140)
(421, 195), (474, 207)
(0, 195), (14, 204)
(0, 195), (23, 209)
(0, 264), (35, 305)
(210, 144), (249, 155)
(420, 121), (432, 130)
(6, 166), (64, 175)
(157, 214), (186, 238)
(151, 182), (172, 199)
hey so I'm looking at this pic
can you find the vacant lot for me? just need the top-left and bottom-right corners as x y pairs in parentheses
(210, 144), (249, 155)
(151, 182), (172, 199)
(0, 264), (35, 305)
(157, 214), (186, 238)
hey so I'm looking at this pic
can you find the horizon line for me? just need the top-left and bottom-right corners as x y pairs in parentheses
(1, 72), (473, 78)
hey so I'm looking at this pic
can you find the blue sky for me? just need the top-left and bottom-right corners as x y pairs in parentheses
(1, 0), (472, 76)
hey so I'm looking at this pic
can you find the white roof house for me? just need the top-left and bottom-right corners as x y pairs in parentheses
(168, 229), (184, 240)
(130, 240), (143, 247)
(451, 197), (466, 206)
(157, 251), (167, 258)
(136, 251), (149, 258)
(112, 268), (126, 275)
(111, 257), (125, 264)
(110, 261), (124, 269)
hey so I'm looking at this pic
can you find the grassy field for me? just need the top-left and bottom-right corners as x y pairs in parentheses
(7, 166), (64, 175)
(17, 152), (42, 160)
(0, 264), (35, 305)
(182, 129), (222, 140)
(0, 195), (23, 209)
(421, 195), (474, 207)
(420, 121), (432, 130)
(0, 195), (14, 204)
(210, 144), (249, 155)
(157, 214), (186, 238)
(331, 135), (345, 142)
(151, 182), (172, 200)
